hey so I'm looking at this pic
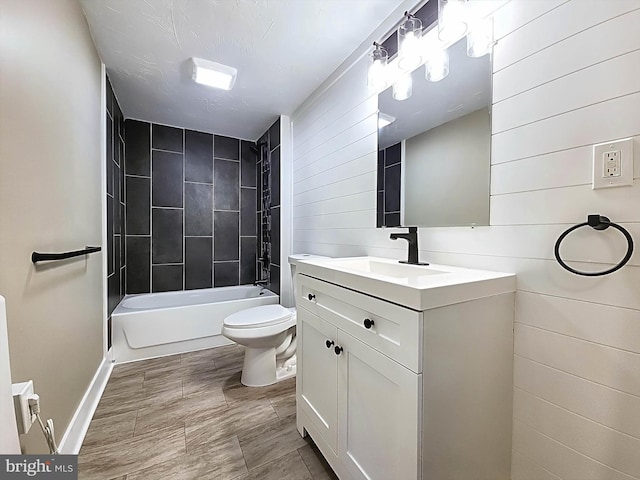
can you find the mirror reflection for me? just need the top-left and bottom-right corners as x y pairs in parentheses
(377, 36), (492, 228)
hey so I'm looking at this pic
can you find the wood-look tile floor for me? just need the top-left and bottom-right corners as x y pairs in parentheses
(78, 345), (338, 480)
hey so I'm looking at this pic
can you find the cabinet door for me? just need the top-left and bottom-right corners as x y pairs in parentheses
(337, 330), (422, 480)
(298, 307), (339, 453)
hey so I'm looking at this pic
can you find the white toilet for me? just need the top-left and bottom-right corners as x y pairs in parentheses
(222, 254), (328, 387)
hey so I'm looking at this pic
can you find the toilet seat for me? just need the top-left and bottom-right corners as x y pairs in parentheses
(223, 304), (293, 329)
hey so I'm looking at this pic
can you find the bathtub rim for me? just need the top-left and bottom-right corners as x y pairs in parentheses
(113, 285), (278, 316)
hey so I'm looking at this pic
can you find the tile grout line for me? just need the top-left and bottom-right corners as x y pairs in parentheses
(295, 448), (315, 479)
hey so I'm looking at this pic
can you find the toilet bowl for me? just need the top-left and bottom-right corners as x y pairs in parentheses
(222, 304), (297, 387)
(222, 254), (328, 387)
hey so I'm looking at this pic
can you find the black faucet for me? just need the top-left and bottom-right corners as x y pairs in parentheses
(389, 227), (429, 265)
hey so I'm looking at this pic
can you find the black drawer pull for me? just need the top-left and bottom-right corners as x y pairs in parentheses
(308, 293), (315, 301)
(364, 318), (375, 329)
(334, 346), (343, 355)
(326, 340), (334, 349)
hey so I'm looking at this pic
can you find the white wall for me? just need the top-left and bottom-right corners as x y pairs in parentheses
(291, 1), (640, 478)
(0, 0), (104, 453)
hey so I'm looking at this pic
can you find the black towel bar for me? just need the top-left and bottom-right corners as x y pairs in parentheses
(31, 246), (102, 264)
(554, 215), (633, 277)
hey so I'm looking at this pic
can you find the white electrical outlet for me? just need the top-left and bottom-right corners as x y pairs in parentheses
(12, 380), (35, 434)
(593, 138), (634, 189)
(603, 150), (621, 177)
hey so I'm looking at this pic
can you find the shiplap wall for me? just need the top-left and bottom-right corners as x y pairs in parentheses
(291, 1), (640, 478)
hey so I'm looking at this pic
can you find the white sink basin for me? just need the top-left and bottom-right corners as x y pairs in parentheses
(326, 258), (447, 279)
(295, 256), (515, 310)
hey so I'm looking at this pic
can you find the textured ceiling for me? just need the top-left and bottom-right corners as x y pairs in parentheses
(81, 0), (405, 140)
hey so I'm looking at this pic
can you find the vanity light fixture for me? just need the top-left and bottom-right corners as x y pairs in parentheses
(368, 42), (389, 90)
(378, 112), (396, 129)
(466, 17), (493, 57)
(190, 57), (237, 90)
(369, 1), (490, 98)
(397, 12), (423, 71)
(424, 48), (450, 82)
(392, 72), (413, 101)
(438, 0), (468, 43)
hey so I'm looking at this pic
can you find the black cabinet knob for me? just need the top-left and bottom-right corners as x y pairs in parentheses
(364, 318), (375, 329)
(308, 293), (315, 301)
(334, 346), (343, 355)
(325, 340), (334, 349)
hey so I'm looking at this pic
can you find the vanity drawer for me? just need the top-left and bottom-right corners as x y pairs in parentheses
(298, 274), (423, 373)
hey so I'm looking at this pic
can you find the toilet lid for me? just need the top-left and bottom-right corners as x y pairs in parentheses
(224, 305), (293, 329)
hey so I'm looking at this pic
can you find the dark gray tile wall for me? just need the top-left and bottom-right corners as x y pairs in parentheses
(377, 142), (402, 228)
(124, 120), (258, 293)
(257, 118), (281, 295)
(106, 76), (126, 349)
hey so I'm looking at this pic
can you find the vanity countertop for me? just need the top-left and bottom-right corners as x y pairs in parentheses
(295, 256), (516, 311)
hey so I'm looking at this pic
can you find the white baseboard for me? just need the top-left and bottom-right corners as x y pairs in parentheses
(57, 352), (113, 454)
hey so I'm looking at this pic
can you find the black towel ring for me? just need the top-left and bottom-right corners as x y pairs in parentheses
(554, 215), (634, 277)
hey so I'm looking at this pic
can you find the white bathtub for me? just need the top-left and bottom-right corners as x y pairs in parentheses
(112, 285), (279, 364)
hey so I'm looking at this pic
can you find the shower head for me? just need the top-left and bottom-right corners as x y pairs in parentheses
(250, 140), (267, 155)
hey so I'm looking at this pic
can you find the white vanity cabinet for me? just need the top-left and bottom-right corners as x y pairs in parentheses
(295, 257), (516, 480)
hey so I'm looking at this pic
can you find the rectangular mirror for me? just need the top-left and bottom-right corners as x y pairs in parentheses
(377, 35), (492, 228)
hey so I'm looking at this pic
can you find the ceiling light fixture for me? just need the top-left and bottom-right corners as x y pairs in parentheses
(378, 112), (396, 129)
(191, 57), (237, 91)
(368, 42), (389, 90)
(397, 12), (423, 71)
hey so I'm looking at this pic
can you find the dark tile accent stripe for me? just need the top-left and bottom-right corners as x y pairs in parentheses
(270, 147), (280, 208)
